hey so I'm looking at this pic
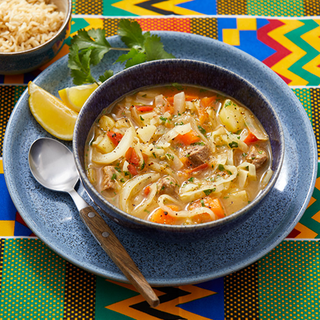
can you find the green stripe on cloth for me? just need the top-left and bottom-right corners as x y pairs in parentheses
(247, 0), (304, 16)
(0, 239), (66, 319)
(258, 241), (320, 320)
(292, 88), (313, 124)
(0, 86), (26, 156)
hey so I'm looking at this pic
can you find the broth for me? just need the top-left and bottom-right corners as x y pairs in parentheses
(85, 84), (273, 225)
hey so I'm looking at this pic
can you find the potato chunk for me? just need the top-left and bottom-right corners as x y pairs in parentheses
(219, 99), (245, 132)
(93, 134), (114, 154)
(137, 124), (156, 143)
(98, 115), (115, 131)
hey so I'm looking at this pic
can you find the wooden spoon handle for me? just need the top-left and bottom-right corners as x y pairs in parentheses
(79, 206), (160, 308)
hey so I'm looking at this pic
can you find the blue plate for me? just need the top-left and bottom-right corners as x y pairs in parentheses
(3, 32), (317, 286)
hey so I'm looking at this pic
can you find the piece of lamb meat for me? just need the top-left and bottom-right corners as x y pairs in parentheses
(185, 144), (210, 167)
(245, 145), (268, 169)
(157, 176), (178, 195)
(101, 166), (117, 190)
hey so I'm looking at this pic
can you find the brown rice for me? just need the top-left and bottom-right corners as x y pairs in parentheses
(0, 0), (65, 53)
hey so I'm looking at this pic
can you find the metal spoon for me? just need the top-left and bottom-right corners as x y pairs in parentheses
(28, 137), (159, 307)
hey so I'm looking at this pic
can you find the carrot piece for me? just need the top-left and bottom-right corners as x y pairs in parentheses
(161, 97), (174, 114)
(243, 131), (259, 144)
(107, 131), (123, 146)
(130, 149), (140, 166)
(201, 96), (216, 108)
(192, 212), (213, 224)
(150, 205), (180, 225)
(197, 96), (216, 124)
(176, 130), (201, 145)
(166, 96), (174, 104)
(125, 147), (133, 162)
(144, 185), (151, 196)
(135, 105), (154, 112)
(207, 198), (225, 219)
(127, 164), (138, 176)
(125, 147), (140, 165)
(185, 94), (199, 101)
(186, 163), (209, 174)
(189, 197), (225, 221)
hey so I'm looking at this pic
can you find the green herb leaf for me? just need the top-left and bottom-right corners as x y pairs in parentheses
(198, 125), (206, 136)
(229, 141), (238, 148)
(117, 19), (146, 51)
(191, 141), (205, 146)
(203, 188), (215, 196)
(160, 116), (167, 122)
(166, 153), (174, 161)
(99, 69), (114, 83)
(145, 35), (175, 61)
(68, 19), (175, 85)
(68, 45), (97, 85)
(116, 48), (147, 68)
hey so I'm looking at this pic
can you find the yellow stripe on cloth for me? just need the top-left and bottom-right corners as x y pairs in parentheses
(268, 19), (308, 86)
(0, 221), (15, 237)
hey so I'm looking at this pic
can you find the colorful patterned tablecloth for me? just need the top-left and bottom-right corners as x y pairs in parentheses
(1, 1), (320, 319)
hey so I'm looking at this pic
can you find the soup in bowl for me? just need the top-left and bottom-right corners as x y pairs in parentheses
(73, 59), (284, 239)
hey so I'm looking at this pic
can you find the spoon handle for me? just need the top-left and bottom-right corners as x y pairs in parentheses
(79, 206), (160, 308)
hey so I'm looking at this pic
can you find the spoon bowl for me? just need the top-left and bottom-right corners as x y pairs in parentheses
(29, 138), (78, 192)
(28, 137), (159, 307)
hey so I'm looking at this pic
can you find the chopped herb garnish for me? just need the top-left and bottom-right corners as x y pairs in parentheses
(111, 173), (117, 180)
(124, 171), (132, 178)
(225, 100), (232, 107)
(166, 153), (174, 161)
(172, 83), (184, 91)
(203, 188), (216, 196)
(120, 178), (125, 183)
(191, 141), (205, 146)
(160, 116), (167, 122)
(201, 199), (205, 207)
(188, 177), (194, 182)
(152, 152), (157, 158)
(229, 141), (238, 148)
(198, 125), (206, 135)
(140, 115), (144, 121)
(218, 164), (225, 171)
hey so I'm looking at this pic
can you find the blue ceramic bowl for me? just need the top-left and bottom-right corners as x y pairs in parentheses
(0, 0), (71, 75)
(73, 59), (284, 240)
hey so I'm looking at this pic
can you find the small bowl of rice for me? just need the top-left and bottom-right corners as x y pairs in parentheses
(0, 0), (71, 75)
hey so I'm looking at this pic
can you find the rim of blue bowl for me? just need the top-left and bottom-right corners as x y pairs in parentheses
(73, 58), (285, 233)
(0, 0), (72, 56)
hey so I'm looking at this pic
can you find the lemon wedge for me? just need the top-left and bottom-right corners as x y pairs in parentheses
(28, 81), (78, 141)
(58, 83), (98, 112)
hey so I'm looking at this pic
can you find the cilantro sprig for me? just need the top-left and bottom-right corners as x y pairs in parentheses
(68, 19), (175, 85)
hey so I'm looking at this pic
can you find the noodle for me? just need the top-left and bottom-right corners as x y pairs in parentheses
(0, 0), (65, 53)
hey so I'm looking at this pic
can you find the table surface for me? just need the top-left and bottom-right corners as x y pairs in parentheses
(1, 1), (320, 319)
